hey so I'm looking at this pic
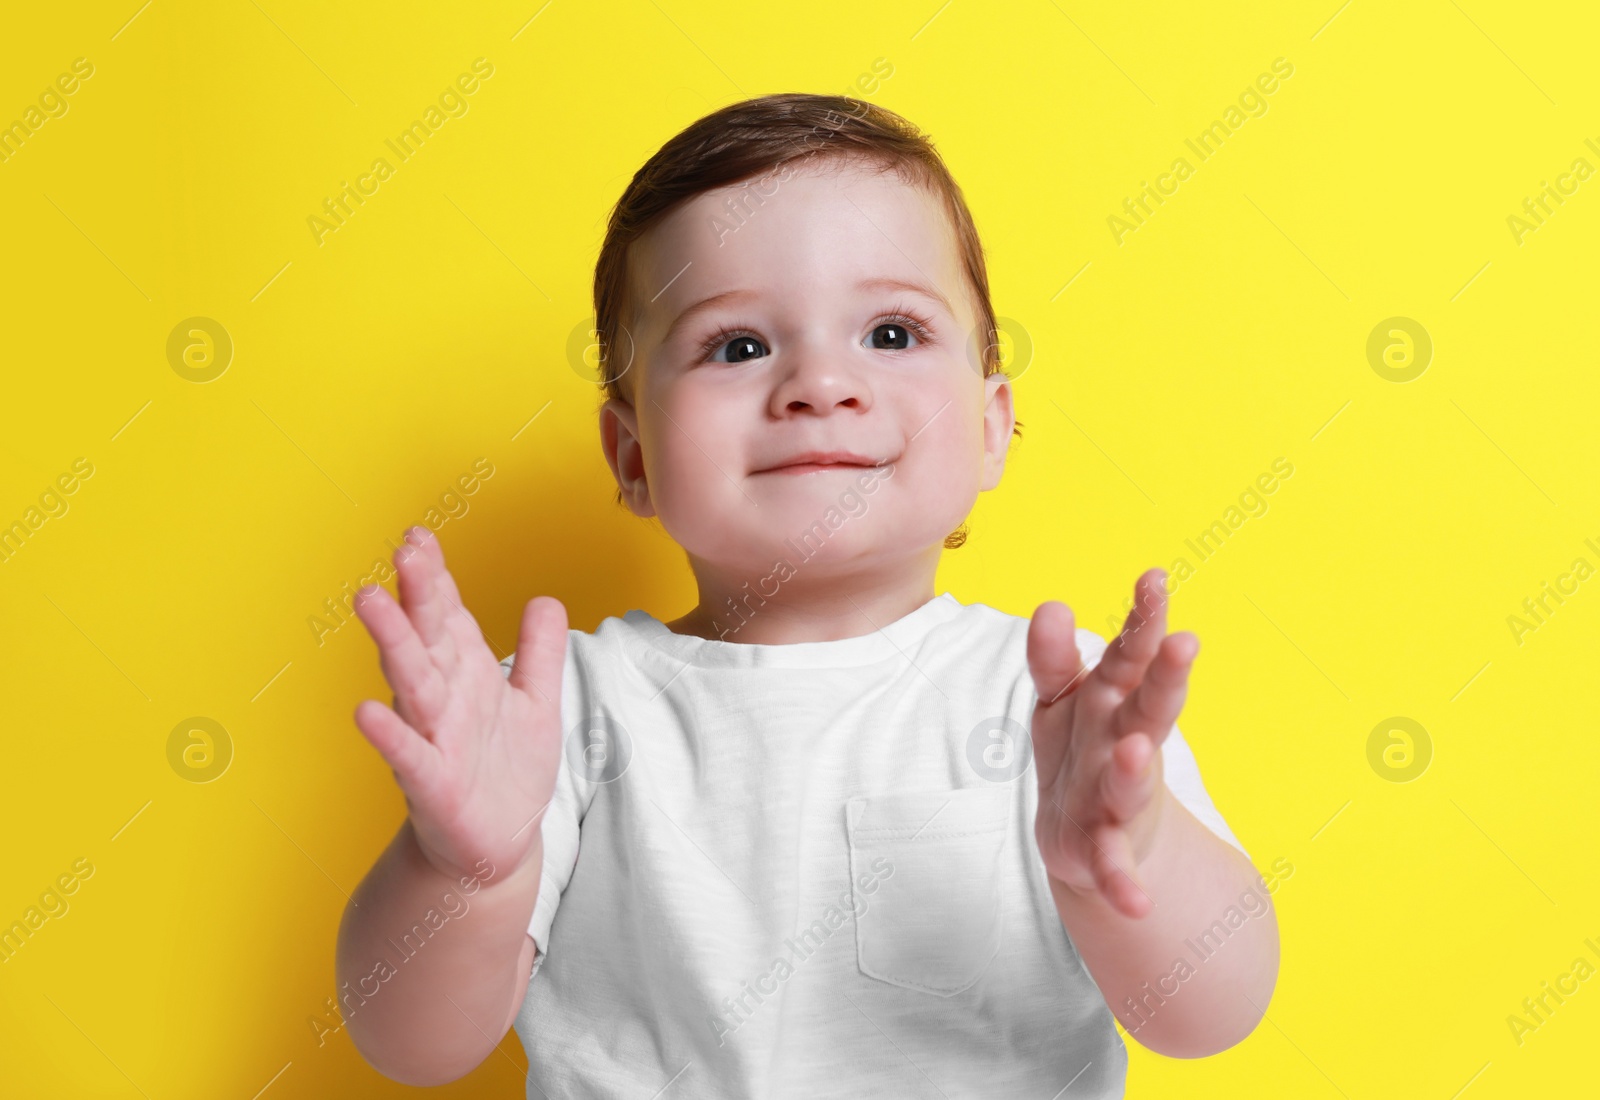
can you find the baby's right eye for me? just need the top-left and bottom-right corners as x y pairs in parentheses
(707, 332), (768, 363)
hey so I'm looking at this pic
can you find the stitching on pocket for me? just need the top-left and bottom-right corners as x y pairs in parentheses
(848, 825), (1005, 841)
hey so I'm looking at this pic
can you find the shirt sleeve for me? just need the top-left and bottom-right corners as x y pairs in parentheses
(500, 636), (591, 979)
(1162, 721), (1250, 861)
(1073, 628), (1250, 862)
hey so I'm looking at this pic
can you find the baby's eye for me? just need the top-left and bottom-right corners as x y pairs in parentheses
(709, 334), (768, 363)
(864, 321), (920, 351)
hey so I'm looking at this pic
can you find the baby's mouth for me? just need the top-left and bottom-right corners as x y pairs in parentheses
(758, 462), (872, 475)
(753, 450), (892, 475)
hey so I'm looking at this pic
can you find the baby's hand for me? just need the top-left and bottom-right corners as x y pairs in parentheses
(351, 526), (567, 884)
(1026, 569), (1196, 919)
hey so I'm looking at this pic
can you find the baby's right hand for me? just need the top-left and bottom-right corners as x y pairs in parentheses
(351, 526), (567, 884)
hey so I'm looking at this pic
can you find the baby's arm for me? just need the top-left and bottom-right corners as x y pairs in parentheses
(1028, 571), (1279, 1055)
(337, 821), (542, 1083)
(1048, 785), (1274, 1055)
(337, 526), (568, 1084)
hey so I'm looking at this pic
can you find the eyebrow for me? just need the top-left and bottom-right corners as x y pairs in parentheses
(657, 277), (955, 347)
(855, 277), (955, 318)
(658, 288), (758, 348)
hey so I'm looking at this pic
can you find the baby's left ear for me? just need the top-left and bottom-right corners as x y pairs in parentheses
(980, 372), (1016, 489)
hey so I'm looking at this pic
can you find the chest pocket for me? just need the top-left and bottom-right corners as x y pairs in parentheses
(845, 785), (1013, 996)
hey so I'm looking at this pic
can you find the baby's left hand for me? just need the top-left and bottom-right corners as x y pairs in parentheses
(1027, 569), (1197, 919)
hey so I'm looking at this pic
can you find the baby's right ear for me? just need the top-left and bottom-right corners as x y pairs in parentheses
(598, 398), (656, 518)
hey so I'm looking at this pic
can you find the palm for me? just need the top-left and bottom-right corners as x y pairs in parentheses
(352, 527), (567, 882)
(1028, 568), (1197, 919)
(394, 635), (560, 880)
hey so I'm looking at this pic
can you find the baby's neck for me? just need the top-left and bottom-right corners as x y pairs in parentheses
(664, 562), (940, 645)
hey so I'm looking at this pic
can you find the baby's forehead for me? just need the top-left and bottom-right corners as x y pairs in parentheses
(625, 161), (968, 332)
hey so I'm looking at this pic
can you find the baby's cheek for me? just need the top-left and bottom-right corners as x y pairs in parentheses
(856, 464), (950, 543)
(649, 465), (710, 528)
(651, 459), (752, 551)
(646, 433), (711, 503)
(920, 441), (990, 520)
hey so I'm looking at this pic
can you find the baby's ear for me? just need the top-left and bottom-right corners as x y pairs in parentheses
(980, 372), (1016, 490)
(598, 397), (656, 518)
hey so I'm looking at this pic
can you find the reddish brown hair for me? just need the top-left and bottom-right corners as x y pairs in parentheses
(591, 92), (1020, 547)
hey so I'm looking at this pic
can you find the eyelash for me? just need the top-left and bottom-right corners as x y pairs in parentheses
(695, 304), (938, 361)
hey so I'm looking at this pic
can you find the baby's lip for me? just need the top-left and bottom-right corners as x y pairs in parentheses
(754, 449), (886, 473)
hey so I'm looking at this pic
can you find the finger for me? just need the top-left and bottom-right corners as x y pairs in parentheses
(389, 524), (432, 592)
(509, 596), (568, 708)
(1027, 600), (1087, 706)
(1112, 631), (1197, 746)
(395, 526), (454, 652)
(1098, 733), (1161, 822)
(353, 585), (450, 726)
(1094, 568), (1169, 694)
(353, 697), (440, 801)
(1089, 822), (1153, 919)
(421, 536), (492, 655)
(418, 523), (465, 606)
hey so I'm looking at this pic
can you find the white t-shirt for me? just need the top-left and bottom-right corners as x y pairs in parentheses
(502, 592), (1248, 1099)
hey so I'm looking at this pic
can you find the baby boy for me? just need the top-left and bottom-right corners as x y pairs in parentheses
(338, 92), (1279, 1098)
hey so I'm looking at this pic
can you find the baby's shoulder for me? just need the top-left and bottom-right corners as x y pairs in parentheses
(496, 612), (629, 678)
(946, 599), (1114, 661)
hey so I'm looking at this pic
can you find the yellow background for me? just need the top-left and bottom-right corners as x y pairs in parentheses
(2, 0), (1596, 1096)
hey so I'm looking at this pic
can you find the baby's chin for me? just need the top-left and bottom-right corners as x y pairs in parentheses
(683, 509), (963, 586)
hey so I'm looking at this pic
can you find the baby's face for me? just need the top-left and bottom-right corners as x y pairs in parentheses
(600, 158), (1013, 582)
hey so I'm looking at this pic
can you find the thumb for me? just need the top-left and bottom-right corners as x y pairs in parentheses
(509, 596), (568, 708)
(1028, 600), (1086, 706)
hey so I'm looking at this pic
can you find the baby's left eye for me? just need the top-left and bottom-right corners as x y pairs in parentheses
(864, 322), (920, 351)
